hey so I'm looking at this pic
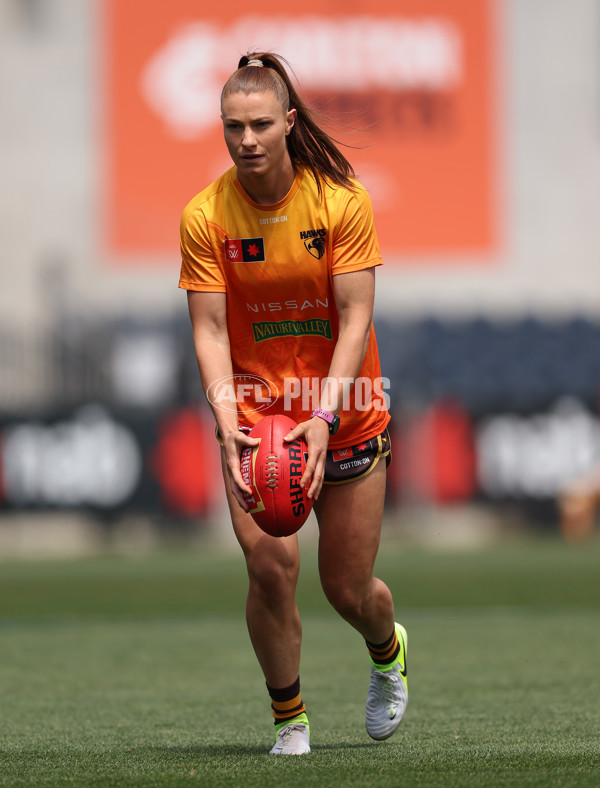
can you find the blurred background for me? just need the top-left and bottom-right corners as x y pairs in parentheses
(1, 0), (599, 557)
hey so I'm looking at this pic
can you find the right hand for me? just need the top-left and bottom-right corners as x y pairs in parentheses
(222, 429), (259, 511)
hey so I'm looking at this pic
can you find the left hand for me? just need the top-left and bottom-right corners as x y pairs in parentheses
(284, 416), (331, 500)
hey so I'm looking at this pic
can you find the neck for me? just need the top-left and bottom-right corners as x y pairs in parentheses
(237, 161), (296, 206)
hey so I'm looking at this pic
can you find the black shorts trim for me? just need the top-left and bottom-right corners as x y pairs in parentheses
(323, 427), (391, 485)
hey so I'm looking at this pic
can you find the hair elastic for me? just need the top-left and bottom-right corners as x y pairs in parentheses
(246, 59), (264, 67)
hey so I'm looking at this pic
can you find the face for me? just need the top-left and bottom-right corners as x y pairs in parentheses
(221, 91), (296, 181)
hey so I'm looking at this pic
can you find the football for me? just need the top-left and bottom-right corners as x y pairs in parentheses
(240, 414), (312, 537)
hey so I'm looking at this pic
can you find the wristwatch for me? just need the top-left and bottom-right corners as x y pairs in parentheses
(311, 409), (340, 435)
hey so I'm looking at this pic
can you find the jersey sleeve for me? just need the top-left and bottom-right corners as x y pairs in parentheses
(330, 185), (383, 275)
(179, 206), (226, 293)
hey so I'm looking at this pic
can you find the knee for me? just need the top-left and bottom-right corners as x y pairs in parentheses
(246, 545), (299, 600)
(321, 578), (371, 622)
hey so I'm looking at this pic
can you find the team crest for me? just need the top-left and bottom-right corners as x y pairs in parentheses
(304, 236), (326, 259)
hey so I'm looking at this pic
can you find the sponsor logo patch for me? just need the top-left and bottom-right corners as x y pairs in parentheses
(224, 237), (265, 263)
(252, 319), (332, 342)
(332, 447), (352, 462)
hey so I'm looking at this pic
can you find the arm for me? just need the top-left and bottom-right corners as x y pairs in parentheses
(285, 267), (375, 500)
(187, 290), (258, 508)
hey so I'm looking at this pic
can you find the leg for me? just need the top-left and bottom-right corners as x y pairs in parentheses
(315, 460), (407, 741)
(220, 449), (302, 689)
(314, 461), (395, 643)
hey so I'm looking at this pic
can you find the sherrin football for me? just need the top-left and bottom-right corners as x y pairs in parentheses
(240, 414), (312, 537)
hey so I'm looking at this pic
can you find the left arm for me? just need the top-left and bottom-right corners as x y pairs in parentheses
(285, 267), (375, 500)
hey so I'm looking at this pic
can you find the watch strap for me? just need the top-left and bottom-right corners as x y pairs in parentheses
(311, 409), (335, 425)
(311, 409), (340, 434)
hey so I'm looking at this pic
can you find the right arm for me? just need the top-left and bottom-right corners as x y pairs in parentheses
(187, 290), (258, 509)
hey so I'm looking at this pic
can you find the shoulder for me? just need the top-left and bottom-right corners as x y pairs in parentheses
(319, 178), (376, 239)
(181, 167), (237, 225)
(321, 176), (374, 213)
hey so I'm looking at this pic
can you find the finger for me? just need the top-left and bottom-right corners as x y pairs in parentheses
(300, 449), (325, 491)
(232, 484), (250, 511)
(233, 473), (253, 498)
(307, 477), (323, 501)
(227, 463), (253, 509)
(306, 466), (324, 500)
(228, 452), (254, 497)
(299, 457), (315, 490)
(240, 435), (260, 446)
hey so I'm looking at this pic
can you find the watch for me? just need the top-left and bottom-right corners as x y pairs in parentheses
(311, 409), (340, 435)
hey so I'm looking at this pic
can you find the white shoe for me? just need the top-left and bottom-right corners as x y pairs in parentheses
(365, 623), (408, 741)
(269, 722), (311, 755)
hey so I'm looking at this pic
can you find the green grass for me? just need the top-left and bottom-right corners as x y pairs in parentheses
(0, 532), (599, 786)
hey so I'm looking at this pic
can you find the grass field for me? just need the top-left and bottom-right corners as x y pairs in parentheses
(0, 527), (599, 787)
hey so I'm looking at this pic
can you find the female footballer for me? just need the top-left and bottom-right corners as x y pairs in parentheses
(179, 52), (407, 755)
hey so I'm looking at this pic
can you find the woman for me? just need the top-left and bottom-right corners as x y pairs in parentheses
(179, 52), (407, 755)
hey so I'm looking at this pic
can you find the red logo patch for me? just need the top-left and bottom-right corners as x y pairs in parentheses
(224, 237), (265, 263)
(333, 447), (352, 462)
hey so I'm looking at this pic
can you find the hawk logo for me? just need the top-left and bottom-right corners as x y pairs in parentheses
(224, 237), (265, 263)
(300, 228), (326, 259)
(304, 236), (326, 259)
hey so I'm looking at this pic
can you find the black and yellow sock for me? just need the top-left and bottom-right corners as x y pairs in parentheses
(366, 628), (400, 669)
(266, 677), (307, 727)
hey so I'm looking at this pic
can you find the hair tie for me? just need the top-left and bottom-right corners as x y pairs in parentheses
(246, 59), (264, 67)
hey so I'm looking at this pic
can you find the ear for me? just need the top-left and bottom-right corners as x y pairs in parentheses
(285, 108), (297, 136)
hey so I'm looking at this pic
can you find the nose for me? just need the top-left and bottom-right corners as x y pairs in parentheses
(241, 126), (257, 148)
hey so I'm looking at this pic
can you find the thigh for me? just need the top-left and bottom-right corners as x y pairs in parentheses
(315, 460), (387, 588)
(220, 448), (301, 568)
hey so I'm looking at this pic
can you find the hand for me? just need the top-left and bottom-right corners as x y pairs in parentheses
(284, 416), (330, 501)
(222, 429), (259, 511)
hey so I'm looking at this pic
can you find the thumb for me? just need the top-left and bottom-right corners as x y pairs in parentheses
(283, 425), (303, 443)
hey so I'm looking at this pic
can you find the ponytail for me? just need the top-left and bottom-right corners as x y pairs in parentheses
(221, 52), (356, 197)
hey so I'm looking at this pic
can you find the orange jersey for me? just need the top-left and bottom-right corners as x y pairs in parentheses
(179, 167), (390, 447)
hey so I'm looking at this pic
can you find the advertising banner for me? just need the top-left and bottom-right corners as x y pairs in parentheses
(104, 0), (498, 262)
(0, 406), (221, 518)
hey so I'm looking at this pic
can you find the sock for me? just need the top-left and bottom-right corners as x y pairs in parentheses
(266, 677), (307, 726)
(366, 628), (400, 669)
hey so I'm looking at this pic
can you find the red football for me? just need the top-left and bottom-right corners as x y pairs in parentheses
(240, 415), (312, 537)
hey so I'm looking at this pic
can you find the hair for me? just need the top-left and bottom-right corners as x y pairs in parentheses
(221, 52), (356, 197)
